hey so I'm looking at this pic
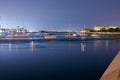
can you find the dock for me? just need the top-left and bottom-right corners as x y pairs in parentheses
(100, 51), (120, 80)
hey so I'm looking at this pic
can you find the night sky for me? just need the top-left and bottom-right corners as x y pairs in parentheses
(0, 0), (120, 31)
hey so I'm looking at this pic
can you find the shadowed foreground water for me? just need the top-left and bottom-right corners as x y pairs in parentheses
(0, 39), (120, 80)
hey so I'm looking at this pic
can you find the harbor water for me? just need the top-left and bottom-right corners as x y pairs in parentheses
(0, 37), (120, 80)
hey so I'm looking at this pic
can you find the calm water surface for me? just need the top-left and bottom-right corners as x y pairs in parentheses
(0, 39), (120, 80)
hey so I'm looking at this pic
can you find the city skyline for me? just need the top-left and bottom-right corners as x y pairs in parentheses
(0, 0), (120, 31)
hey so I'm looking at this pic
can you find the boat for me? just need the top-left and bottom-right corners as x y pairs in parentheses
(90, 34), (101, 38)
(44, 33), (56, 39)
(0, 31), (6, 38)
(44, 35), (56, 39)
(0, 32), (6, 38)
(78, 32), (89, 37)
(7, 34), (28, 38)
(0, 35), (5, 38)
(90, 34), (100, 37)
(65, 33), (77, 38)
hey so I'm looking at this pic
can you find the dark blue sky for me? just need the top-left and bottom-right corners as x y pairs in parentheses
(0, 0), (120, 31)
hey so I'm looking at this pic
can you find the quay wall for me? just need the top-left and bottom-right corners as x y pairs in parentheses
(100, 51), (120, 80)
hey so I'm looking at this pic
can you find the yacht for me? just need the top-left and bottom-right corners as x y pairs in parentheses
(65, 33), (77, 38)
(44, 33), (56, 39)
(7, 34), (28, 38)
(90, 34), (100, 37)
(0, 32), (6, 38)
(0, 35), (5, 38)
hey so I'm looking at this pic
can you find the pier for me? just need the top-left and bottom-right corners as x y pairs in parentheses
(100, 51), (120, 80)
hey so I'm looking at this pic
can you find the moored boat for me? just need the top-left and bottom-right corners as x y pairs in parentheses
(65, 33), (77, 38)
(0, 35), (5, 38)
(90, 34), (100, 37)
(7, 34), (28, 38)
(44, 35), (56, 39)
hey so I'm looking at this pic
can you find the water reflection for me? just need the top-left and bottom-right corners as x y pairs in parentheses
(8, 41), (35, 53)
(0, 44), (3, 49)
(68, 41), (72, 54)
(94, 40), (109, 49)
(30, 41), (34, 53)
(9, 42), (12, 52)
(94, 40), (102, 48)
(16, 45), (18, 53)
(106, 40), (109, 48)
(81, 42), (86, 52)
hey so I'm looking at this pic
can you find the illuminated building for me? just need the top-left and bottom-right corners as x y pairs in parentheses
(94, 26), (117, 31)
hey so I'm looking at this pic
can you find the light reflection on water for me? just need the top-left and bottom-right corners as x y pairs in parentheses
(6, 41), (48, 54)
(30, 41), (34, 53)
(8, 42), (12, 52)
(106, 40), (109, 48)
(0, 39), (118, 55)
(0, 39), (120, 80)
(81, 42), (86, 52)
(0, 39), (119, 55)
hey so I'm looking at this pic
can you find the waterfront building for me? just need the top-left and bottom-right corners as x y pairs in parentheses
(94, 26), (117, 31)
(80, 29), (91, 33)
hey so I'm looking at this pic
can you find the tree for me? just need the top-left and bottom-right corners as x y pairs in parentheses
(115, 28), (120, 32)
(100, 28), (107, 32)
(107, 28), (116, 32)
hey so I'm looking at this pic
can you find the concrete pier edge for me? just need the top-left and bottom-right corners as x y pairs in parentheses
(100, 51), (120, 80)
